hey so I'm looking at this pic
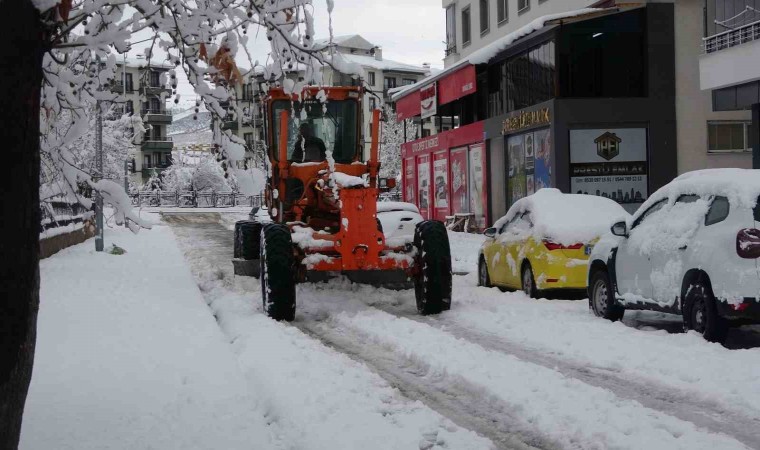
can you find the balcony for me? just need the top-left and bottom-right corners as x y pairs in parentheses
(141, 138), (173, 151)
(110, 82), (135, 94)
(141, 108), (172, 124)
(140, 84), (172, 95)
(700, 20), (760, 91)
(222, 120), (238, 131)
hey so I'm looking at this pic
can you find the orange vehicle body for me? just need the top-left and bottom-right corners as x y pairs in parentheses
(263, 86), (413, 280)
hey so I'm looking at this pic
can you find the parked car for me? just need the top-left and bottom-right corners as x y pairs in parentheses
(479, 189), (629, 297)
(249, 206), (273, 224)
(376, 201), (423, 245)
(587, 169), (760, 343)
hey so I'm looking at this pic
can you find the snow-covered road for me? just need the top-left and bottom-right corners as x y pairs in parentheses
(164, 212), (760, 450)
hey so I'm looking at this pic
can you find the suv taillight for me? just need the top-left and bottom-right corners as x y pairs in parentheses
(543, 241), (583, 251)
(737, 228), (760, 259)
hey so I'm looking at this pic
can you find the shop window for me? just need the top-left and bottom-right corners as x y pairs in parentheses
(708, 121), (752, 153)
(487, 40), (555, 118)
(480, 0), (489, 35)
(462, 6), (472, 46)
(497, 0), (508, 24)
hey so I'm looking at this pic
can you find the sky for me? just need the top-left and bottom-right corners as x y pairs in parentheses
(129, 0), (445, 107)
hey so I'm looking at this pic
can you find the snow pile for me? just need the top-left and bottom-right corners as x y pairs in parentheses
(332, 171), (366, 188)
(493, 188), (630, 245)
(449, 231), (487, 273)
(376, 201), (420, 214)
(22, 223), (277, 450)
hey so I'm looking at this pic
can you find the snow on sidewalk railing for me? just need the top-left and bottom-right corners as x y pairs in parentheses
(130, 190), (265, 208)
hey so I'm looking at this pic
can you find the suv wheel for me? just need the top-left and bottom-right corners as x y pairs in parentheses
(589, 269), (624, 321)
(683, 281), (728, 343)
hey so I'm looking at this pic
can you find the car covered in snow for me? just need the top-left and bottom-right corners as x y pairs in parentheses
(376, 201), (423, 245)
(479, 189), (629, 297)
(587, 169), (760, 343)
(248, 206), (273, 224)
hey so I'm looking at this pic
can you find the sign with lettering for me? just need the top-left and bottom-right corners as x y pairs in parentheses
(502, 108), (551, 134)
(420, 83), (437, 119)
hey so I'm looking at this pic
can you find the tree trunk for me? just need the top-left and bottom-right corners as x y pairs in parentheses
(0, 0), (44, 447)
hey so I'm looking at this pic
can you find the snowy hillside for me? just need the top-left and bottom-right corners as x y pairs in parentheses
(169, 110), (212, 146)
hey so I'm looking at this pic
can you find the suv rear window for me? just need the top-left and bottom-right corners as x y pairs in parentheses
(755, 196), (760, 222)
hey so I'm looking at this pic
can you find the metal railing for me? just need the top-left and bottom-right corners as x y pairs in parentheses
(703, 19), (760, 53)
(141, 108), (169, 115)
(40, 198), (91, 234)
(131, 191), (265, 208)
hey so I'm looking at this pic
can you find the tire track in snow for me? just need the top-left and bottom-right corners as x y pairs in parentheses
(295, 320), (557, 450)
(370, 302), (760, 449)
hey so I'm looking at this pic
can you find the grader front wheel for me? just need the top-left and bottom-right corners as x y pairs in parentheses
(260, 224), (296, 321)
(414, 221), (453, 315)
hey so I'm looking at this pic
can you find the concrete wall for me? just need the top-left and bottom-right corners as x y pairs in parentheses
(40, 224), (96, 259)
(674, 0), (752, 173)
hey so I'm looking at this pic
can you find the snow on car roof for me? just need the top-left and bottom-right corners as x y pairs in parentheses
(493, 188), (630, 245)
(633, 169), (760, 222)
(376, 202), (421, 214)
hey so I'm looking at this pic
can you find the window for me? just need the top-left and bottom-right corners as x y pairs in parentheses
(462, 6), (471, 45)
(705, 196), (730, 226)
(122, 73), (133, 92)
(497, 0), (508, 24)
(384, 77), (397, 90)
(143, 154), (151, 168)
(708, 121), (752, 153)
(518, 0), (529, 13)
(125, 100), (134, 115)
(149, 97), (161, 113)
(402, 78), (416, 86)
(242, 83), (254, 101)
(367, 71), (376, 86)
(479, 0), (489, 34)
(446, 4), (457, 55)
(368, 97), (377, 111)
(632, 199), (667, 229)
(150, 71), (160, 87)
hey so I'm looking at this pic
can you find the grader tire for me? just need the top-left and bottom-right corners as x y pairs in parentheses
(260, 224), (296, 321)
(414, 220), (452, 315)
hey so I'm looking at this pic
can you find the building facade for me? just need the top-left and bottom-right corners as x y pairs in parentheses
(394, 3), (678, 228)
(112, 58), (174, 185)
(698, 0), (760, 169)
(394, 0), (759, 229)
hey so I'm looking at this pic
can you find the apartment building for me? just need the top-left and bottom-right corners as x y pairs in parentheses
(215, 35), (431, 164)
(112, 57), (174, 185)
(697, 0), (760, 169)
(391, 0), (759, 227)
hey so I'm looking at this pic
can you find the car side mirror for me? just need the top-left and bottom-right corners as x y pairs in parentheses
(611, 221), (628, 238)
(484, 227), (497, 239)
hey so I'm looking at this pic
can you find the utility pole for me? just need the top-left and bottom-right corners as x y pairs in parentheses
(95, 98), (104, 251)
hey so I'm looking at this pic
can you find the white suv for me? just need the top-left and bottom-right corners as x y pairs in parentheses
(587, 169), (760, 343)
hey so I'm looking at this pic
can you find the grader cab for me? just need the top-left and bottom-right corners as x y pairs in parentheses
(233, 86), (452, 321)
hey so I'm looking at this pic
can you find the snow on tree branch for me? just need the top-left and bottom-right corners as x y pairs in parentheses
(36, 0), (336, 231)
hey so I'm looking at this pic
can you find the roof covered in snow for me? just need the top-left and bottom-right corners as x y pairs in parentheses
(338, 54), (428, 74)
(315, 34), (377, 51)
(117, 57), (174, 70)
(493, 188), (630, 245)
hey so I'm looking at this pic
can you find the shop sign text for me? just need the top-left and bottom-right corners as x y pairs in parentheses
(502, 108), (551, 134)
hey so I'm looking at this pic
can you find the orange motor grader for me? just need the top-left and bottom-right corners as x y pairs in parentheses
(233, 85), (452, 321)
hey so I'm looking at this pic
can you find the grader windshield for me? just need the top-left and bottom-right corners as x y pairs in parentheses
(271, 99), (359, 164)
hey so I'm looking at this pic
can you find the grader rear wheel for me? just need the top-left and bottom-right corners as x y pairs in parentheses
(414, 221), (452, 315)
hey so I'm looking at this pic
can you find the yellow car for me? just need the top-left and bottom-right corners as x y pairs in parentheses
(478, 189), (629, 297)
